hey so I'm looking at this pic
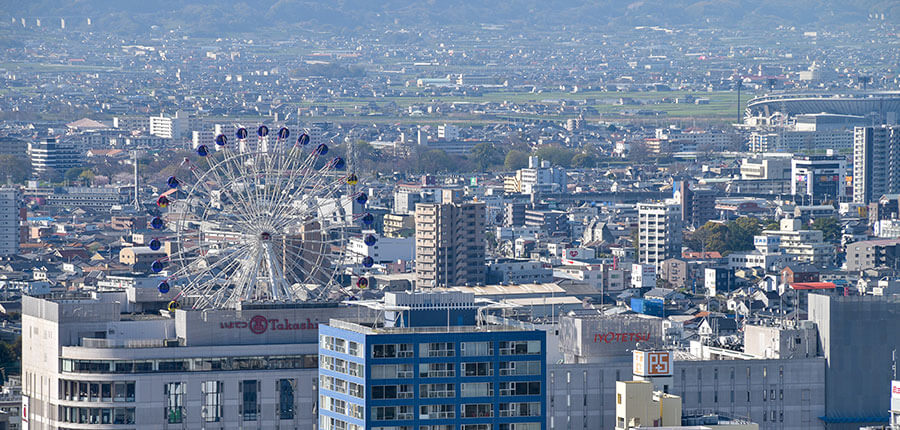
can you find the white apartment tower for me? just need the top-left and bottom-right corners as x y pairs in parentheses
(0, 188), (19, 256)
(853, 125), (900, 204)
(637, 201), (683, 269)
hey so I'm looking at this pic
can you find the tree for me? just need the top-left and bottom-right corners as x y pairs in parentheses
(571, 153), (597, 168)
(628, 141), (650, 162)
(504, 150), (529, 170)
(0, 155), (31, 183)
(534, 145), (576, 168)
(811, 217), (841, 242)
(417, 149), (453, 173)
(686, 221), (729, 254)
(64, 167), (87, 183)
(726, 217), (762, 252)
(469, 142), (503, 171)
(78, 169), (96, 185)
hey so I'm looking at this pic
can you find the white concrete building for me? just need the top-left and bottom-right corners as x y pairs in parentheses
(637, 201), (683, 269)
(149, 113), (187, 139)
(346, 231), (414, 264)
(759, 218), (831, 265)
(21, 293), (358, 430)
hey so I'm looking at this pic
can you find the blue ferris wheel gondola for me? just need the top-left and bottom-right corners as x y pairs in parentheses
(196, 145), (209, 157)
(355, 193), (368, 205)
(278, 127), (290, 139)
(157, 281), (170, 294)
(257, 125), (269, 137)
(236, 128), (248, 139)
(297, 133), (310, 146)
(167, 176), (179, 189)
(362, 256), (374, 268)
(361, 213), (374, 226)
(332, 157), (345, 170)
(215, 134), (227, 146)
(316, 144), (328, 155)
(151, 260), (165, 273)
(148, 238), (161, 251)
(364, 234), (377, 246)
(150, 217), (164, 229)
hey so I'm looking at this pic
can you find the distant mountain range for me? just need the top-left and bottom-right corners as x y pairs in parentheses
(1, 0), (896, 34)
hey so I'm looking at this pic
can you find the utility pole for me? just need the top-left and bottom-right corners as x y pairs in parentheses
(133, 150), (140, 211)
(735, 79), (743, 125)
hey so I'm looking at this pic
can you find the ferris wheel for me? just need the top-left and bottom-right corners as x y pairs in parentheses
(145, 125), (376, 310)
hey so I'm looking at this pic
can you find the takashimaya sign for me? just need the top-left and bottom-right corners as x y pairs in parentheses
(220, 315), (320, 335)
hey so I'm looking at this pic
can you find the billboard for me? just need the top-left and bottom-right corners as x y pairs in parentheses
(892, 380), (900, 413)
(633, 350), (673, 377)
(21, 395), (28, 430)
(559, 314), (663, 361)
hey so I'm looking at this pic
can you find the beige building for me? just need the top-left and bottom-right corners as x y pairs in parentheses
(415, 197), (485, 288)
(118, 246), (166, 272)
(383, 213), (414, 238)
(616, 380), (682, 429)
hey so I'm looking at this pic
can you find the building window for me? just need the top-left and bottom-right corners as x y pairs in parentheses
(419, 404), (455, 419)
(165, 382), (184, 423)
(240, 380), (259, 421)
(499, 361), (541, 376)
(372, 344), (413, 358)
(500, 402), (541, 417)
(460, 382), (493, 397)
(461, 341), (493, 356)
(499, 340), (541, 355)
(373, 405), (414, 421)
(463, 362), (493, 377)
(420, 383), (455, 398)
(499, 423), (541, 430)
(373, 384), (414, 399)
(419, 342), (455, 357)
(372, 364), (414, 379)
(461, 403), (493, 418)
(420, 363), (455, 378)
(499, 381), (541, 396)
(202, 381), (223, 422)
(279, 379), (295, 420)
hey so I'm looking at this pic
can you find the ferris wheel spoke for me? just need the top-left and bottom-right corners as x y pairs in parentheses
(168, 243), (253, 287)
(183, 249), (251, 308)
(192, 159), (260, 227)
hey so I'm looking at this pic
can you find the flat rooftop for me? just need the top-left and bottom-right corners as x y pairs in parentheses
(327, 318), (530, 335)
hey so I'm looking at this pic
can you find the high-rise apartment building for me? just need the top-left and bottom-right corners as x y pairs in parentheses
(637, 201), (683, 269)
(853, 125), (900, 204)
(318, 291), (546, 430)
(0, 188), (20, 256)
(415, 198), (486, 288)
(27, 138), (81, 177)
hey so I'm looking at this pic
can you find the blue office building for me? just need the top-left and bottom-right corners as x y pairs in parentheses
(318, 291), (546, 430)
